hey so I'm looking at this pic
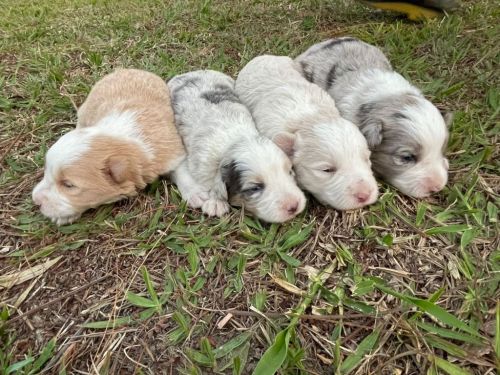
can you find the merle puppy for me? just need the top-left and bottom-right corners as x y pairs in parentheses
(296, 37), (452, 198)
(168, 70), (306, 222)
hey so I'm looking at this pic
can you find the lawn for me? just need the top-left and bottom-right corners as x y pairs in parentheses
(0, 0), (498, 374)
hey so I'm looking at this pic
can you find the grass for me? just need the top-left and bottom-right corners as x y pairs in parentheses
(0, 0), (499, 373)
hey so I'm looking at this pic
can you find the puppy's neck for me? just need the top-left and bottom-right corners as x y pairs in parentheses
(352, 69), (421, 101)
(88, 110), (154, 159)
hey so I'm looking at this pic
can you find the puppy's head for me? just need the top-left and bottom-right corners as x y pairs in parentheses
(281, 120), (378, 210)
(221, 137), (306, 223)
(32, 129), (152, 225)
(357, 94), (451, 198)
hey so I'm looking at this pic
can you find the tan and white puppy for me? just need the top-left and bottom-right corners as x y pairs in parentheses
(296, 37), (451, 197)
(235, 55), (378, 210)
(32, 69), (185, 225)
(168, 70), (306, 222)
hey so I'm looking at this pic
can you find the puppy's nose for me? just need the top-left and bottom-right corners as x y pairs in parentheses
(32, 191), (43, 206)
(286, 201), (299, 215)
(355, 191), (370, 204)
(428, 184), (444, 194)
(425, 176), (446, 194)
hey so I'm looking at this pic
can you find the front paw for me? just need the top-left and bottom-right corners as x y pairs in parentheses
(186, 191), (210, 208)
(202, 198), (230, 217)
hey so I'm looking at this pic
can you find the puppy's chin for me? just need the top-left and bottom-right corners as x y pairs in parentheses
(314, 193), (377, 211)
(39, 205), (82, 226)
(389, 175), (447, 198)
(231, 195), (306, 223)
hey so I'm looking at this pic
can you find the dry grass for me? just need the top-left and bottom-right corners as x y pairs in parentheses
(0, 0), (499, 374)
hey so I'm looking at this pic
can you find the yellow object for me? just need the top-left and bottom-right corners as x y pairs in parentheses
(363, 1), (443, 20)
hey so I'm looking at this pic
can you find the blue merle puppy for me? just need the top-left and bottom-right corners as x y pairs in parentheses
(167, 70), (305, 222)
(296, 37), (452, 198)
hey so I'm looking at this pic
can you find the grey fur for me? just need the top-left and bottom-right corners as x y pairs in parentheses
(298, 61), (314, 83)
(320, 37), (358, 51)
(297, 37), (392, 86)
(221, 160), (243, 196)
(201, 87), (241, 105)
(357, 95), (423, 179)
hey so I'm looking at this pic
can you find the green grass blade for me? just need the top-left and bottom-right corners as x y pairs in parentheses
(252, 328), (290, 375)
(213, 331), (252, 359)
(82, 316), (132, 329)
(340, 330), (380, 374)
(126, 292), (157, 308)
(430, 355), (473, 375)
(279, 223), (313, 251)
(141, 266), (159, 306)
(416, 321), (484, 345)
(375, 283), (482, 338)
(29, 337), (56, 373)
(277, 251), (301, 267)
(424, 224), (470, 235)
(6, 357), (34, 374)
(425, 335), (468, 359)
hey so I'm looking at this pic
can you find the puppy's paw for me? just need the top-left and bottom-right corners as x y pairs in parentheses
(187, 191), (210, 208)
(202, 198), (230, 217)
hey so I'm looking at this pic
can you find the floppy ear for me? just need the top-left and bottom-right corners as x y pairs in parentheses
(273, 132), (296, 158)
(440, 110), (453, 128)
(105, 155), (140, 186)
(357, 103), (383, 148)
(220, 160), (242, 198)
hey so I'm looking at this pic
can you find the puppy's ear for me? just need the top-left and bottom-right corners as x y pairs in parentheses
(440, 110), (453, 128)
(105, 155), (141, 186)
(220, 160), (242, 198)
(357, 103), (383, 148)
(273, 132), (296, 158)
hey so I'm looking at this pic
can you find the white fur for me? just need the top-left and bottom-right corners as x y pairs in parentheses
(168, 70), (306, 222)
(235, 55), (378, 210)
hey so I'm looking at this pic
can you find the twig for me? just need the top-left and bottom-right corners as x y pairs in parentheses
(5, 275), (110, 326)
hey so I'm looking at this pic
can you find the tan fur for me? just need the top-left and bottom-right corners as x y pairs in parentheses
(57, 136), (156, 211)
(77, 69), (185, 175)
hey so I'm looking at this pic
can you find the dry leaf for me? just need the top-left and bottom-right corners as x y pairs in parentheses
(0, 256), (62, 289)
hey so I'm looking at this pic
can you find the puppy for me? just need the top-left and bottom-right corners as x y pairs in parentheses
(235, 55), (378, 210)
(296, 37), (451, 198)
(32, 69), (185, 225)
(167, 70), (306, 222)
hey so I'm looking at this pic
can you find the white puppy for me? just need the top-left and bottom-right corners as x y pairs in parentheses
(168, 70), (306, 223)
(296, 37), (451, 198)
(32, 69), (185, 225)
(235, 55), (378, 210)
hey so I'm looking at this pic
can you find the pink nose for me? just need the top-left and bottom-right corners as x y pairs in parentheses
(428, 184), (444, 194)
(355, 191), (370, 204)
(33, 194), (40, 205)
(32, 190), (44, 206)
(285, 201), (299, 215)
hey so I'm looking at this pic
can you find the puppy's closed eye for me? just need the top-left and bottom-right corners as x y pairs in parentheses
(396, 153), (417, 165)
(242, 183), (265, 197)
(60, 180), (75, 189)
(321, 167), (337, 174)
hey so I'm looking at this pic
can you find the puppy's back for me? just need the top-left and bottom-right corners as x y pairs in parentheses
(295, 37), (392, 88)
(236, 55), (339, 135)
(77, 69), (172, 128)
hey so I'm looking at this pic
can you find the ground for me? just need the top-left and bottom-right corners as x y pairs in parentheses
(0, 0), (499, 374)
